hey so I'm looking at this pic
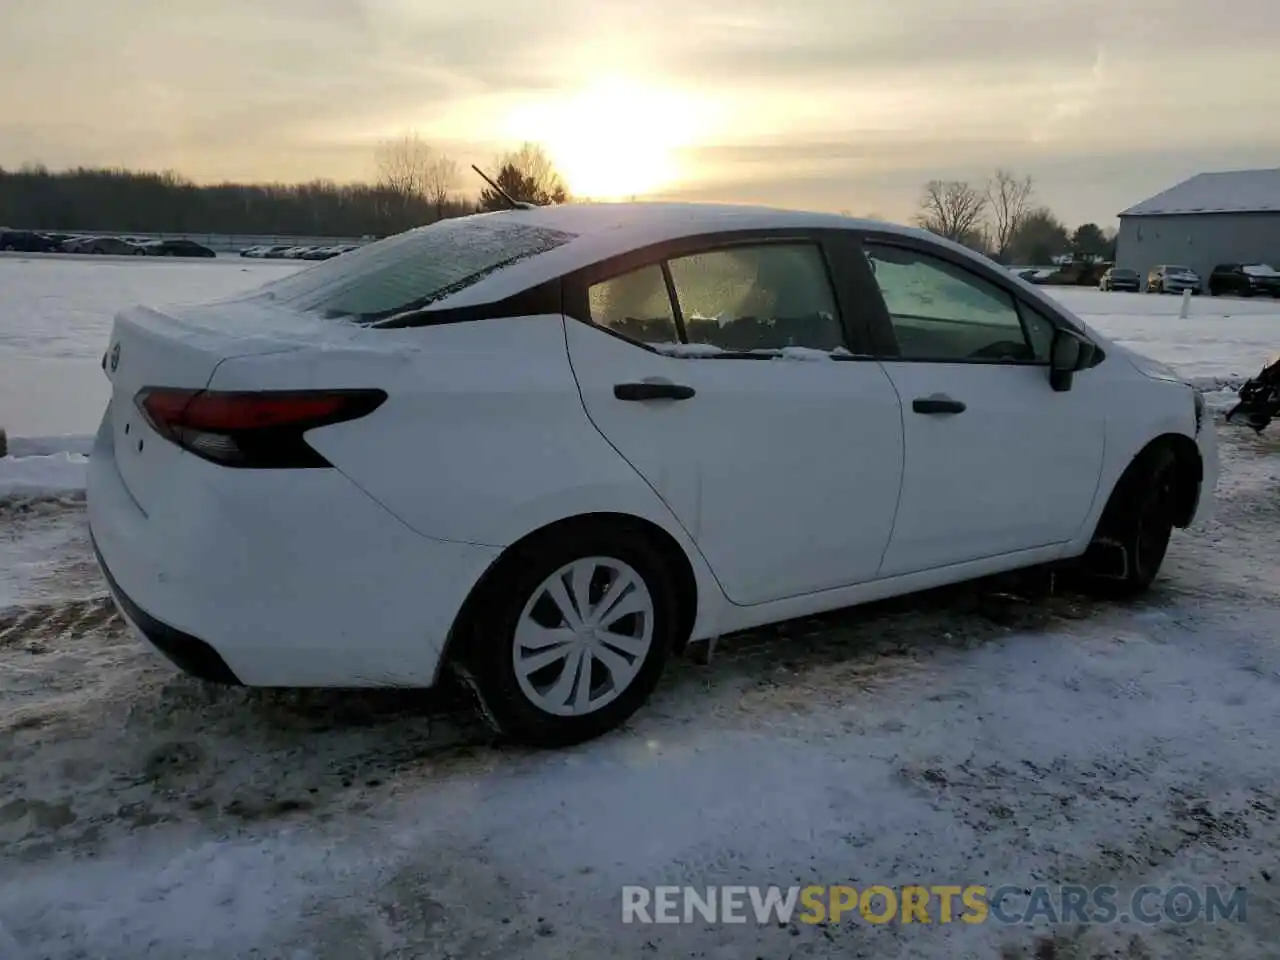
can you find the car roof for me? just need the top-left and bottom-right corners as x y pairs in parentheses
(426, 202), (942, 310)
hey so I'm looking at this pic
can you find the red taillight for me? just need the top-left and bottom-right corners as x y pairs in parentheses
(135, 388), (386, 468)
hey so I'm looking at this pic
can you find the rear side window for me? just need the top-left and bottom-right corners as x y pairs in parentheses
(588, 265), (679, 345)
(251, 218), (577, 323)
(668, 244), (844, 352)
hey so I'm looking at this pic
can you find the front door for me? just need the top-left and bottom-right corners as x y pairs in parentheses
(856, 238), (1107, 577)
(563, 239), (905, 605)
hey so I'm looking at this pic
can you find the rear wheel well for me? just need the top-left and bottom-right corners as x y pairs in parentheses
(439, 513), (699, 677)
(1103, 433), (1202, 530)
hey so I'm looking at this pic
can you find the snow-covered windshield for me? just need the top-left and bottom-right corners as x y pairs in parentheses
(1243, 264), (1279, 277)
(1167, 265), (1194, 274)
(250, 216), (577, 323)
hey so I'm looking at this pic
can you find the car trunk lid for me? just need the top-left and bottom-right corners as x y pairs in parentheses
(102, 298), (355, 510)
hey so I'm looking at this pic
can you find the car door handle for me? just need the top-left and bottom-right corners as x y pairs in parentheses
(912, 395), (966, 415)
(614, 381), (696, 401)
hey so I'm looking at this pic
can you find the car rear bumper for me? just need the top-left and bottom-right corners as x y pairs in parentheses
(92, 535), (243, 684)
(87, 409), (502, 687)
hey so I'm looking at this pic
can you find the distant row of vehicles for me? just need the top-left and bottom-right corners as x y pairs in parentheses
(1098, 263), (1280, 297)
(1, 230), (365, 261)
(0, 229), (216, 258)
(239, 243), (360, 260)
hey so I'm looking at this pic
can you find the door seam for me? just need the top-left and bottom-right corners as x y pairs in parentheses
(558, 316), (740, 607)
(874, 360), (909, 578)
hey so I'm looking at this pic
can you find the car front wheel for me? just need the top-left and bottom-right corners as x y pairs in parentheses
(1079, 446), (1178, 598)
(453, 527), (679, 747)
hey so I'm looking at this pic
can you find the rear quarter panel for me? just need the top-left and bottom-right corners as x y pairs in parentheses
(206, 314), (705, 546)
(207, 313), (730, 640)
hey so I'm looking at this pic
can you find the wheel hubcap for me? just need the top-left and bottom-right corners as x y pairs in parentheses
(513, 556), (654, 717)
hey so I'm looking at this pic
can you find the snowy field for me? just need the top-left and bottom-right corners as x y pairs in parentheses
(4, 257), (1280, 958)
(0, 255), (301, 440)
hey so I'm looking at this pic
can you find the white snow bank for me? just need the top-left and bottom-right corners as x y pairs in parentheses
(0, 452), (89, 497)
(6, 435), (94, 458)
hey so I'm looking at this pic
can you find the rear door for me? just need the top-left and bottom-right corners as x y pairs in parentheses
(845, 234), (1106, 577)
(563, 232), (905, 606)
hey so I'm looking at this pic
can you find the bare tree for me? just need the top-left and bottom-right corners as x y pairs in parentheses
(374, 133), (431, 198)
(985, 169), (1034, 262)
(423, 154), (458, 217)
(915, 180), (988, 244)
(374, 132), (458, 218)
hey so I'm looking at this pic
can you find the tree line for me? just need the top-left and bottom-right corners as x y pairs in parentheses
(914, 171), (1114, 265)
(2, 133), (1110, 265)
(0, 135), (568, 237)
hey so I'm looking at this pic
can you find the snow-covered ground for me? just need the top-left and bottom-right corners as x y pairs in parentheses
(3, 258), (1280, 956)
(0, 255), (300, 441)
(2, 423), (1280, 959)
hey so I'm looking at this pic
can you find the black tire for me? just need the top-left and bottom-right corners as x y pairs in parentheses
(451, 525), (680, 747)
(1079, 446), (1178, 598)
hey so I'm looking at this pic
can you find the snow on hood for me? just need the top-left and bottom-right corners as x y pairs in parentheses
(1242, 264), (1279, 277)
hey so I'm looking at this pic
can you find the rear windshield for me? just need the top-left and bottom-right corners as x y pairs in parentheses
(1114, 269), (1137, 277)
(250, 216), (577, 323)
(1167, 265), (1192, 273)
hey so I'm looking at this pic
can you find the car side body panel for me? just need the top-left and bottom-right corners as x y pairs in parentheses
(209, 313), (733, 645)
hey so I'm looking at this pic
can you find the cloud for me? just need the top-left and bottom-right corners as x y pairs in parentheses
(0, 0), (1276, 224)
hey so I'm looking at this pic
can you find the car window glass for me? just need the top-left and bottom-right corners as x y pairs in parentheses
(667, 244), (845, 353)
(588, 264), (679, 346)
(251, 219), (577, 323)
(864, 243), (1035, 362)
(1016, 303), (1055, 362)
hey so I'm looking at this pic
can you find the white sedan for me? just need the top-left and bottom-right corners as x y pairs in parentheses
(87, 203), (1218, 746)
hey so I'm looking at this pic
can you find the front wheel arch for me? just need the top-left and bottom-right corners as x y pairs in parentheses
(1101, 434), (1202, 530)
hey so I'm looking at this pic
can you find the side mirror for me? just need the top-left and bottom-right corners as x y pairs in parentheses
(1049, 328), (1096, 392)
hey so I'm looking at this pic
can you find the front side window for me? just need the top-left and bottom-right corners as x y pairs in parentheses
(864, 243), (1039, 362)
(668, 244), (845, 353)
(588, 265), (679, 345)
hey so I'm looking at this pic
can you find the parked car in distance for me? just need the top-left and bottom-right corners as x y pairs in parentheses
(0, 229), (64, 252)
(1100, 267), (1141, 292)
(1208, 263), (1280, 298)
(146, 239), (217, 258)
(70, 236), (148, 255)
(87, 203), (1218, 747)
(1147, 265), (1202, 295)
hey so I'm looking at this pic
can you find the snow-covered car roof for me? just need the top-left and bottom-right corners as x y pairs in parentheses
(416, 202), (939, 310)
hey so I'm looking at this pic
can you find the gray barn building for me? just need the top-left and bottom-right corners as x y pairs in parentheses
(1115, 167), (1280, 289)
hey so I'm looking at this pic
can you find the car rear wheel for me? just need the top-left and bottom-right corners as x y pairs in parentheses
(452, 528), (678, 747)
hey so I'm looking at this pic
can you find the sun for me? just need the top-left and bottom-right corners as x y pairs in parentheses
(502, 78), (711, 201)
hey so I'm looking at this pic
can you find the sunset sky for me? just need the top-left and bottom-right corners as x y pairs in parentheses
(2, 0), (1276, 225)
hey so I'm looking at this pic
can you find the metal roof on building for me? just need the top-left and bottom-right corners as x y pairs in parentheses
(1119, 167), (1280, 217)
